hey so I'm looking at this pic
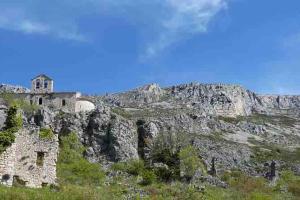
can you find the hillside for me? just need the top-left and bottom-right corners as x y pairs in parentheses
(0, 82), (300, 199)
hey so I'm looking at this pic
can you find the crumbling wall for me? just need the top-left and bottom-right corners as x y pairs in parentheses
(0, 128), (58, 188)
(12, 93), (79, 113)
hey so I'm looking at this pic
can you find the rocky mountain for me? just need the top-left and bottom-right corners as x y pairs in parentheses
(93, 83), (300, 175)
(1, 82), (300, 180)
(0, 84), (30, 94)
(97, 83), (300, 117)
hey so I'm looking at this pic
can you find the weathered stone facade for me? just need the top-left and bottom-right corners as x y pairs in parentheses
(31, 74), (54, 94)
(14, 92), (82, 113)
(0, 128), (58, 188)
(4, 75), (95, 113)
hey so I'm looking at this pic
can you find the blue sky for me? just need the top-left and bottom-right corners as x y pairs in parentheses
(0, 0), (299, 95)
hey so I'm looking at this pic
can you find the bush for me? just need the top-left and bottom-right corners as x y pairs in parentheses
(126, 160), (145, 176)
(179, 145), (206, 180)
(0, 93), (38, 115)
(141, 170), (156, 185)
(111, 162), (127, 172)
(5, 105), (22, 131)
(39, 128), (54, 140)
(225, 171), (270, 194)
(57, 133), (105, 186)
(111, 159), (145, 176)
(0, 130), (16, 153)
(287, 180), (300, 197)
(151, 148), (180, 182)
(0, 105), (22, 154)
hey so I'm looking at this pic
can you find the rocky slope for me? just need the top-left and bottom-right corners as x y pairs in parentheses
(97, 83), (300, 117)
(94, 83), (300, 175)
(1, 82), (300, 178)
(0, 84), (30, 93)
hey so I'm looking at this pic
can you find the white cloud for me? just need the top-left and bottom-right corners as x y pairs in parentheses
(0, 5), (86, 41)
(0, 0), (228, 54)
(143, 0), (228, 58)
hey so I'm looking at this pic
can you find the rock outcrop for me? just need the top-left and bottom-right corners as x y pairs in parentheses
(0, 101), (7, 130)
(98, 82), (300, 117)
(0, 84), (30, 94)
(53, 106), (138, 163)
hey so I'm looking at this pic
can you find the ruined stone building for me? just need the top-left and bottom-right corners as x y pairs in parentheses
(0, 74), (96, 188)
(14, 74), (95, 113)
(0, 128), (59, 188)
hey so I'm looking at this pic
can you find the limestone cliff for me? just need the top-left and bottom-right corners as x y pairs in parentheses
(98, 82), (300, 117)
(1, 82), (300, 181)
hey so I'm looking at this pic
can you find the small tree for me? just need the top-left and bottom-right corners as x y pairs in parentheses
(5, 104), (22, 131)
(179, 145), (205, 181)
(0, 104), (23, 154)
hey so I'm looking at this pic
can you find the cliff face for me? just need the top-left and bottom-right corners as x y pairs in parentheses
(0, 84), (30, 94)
(1, 82), (300, 177)
(98, 83), (300, 117)
(53, 106), (139, 163)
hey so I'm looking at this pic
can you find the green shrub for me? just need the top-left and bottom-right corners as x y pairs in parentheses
(141, 170), (156, 185)
(126, 160), (145, 176)
(223, 170), (271, 195)
(0, 130), (16, 153)
(287, 180), (300, 197)
(39, 128), (54, 139)
(151, 147), (181, 182)
(111, 108), (132, 119)
(179, 145), (206, 180)
(57, 133), (105, 186)
(111, 162), (127, 172)
(275, 170), (300, 197)
(111, 159), (145, 176)
(0, 105), (22, 154)
(5, 105), (22, 131)
(0, 93), (38, 114)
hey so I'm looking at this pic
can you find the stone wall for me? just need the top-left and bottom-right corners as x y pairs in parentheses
(0, 102), (6, 130)
(0, 128), (59, 188)
(13, 92), (80, 113)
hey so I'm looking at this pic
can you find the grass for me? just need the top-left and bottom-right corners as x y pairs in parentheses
(57, 132), (105, 186)
(1, 130), (300, 199)
(111, 107), (132, 119)
(218, 114), (298, 127)
(39, 128), (55, 140)
(249, 139), (300, 164)
(1, 168), (300, 199)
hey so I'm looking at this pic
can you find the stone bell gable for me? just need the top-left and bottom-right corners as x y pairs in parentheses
(31, 74), (54, 94)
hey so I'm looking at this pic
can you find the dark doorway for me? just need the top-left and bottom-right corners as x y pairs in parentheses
(39, 98), (43, 105)
(62, 99), (66, 106)
(36, 152), (45, 167)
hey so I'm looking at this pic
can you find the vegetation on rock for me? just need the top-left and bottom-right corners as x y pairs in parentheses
(57, 132), (105, 186)
(0, 93), (38, 114)
(179, 145), (206, 180)
(0, 104), (23, 153)
(39, 128), (54, 140)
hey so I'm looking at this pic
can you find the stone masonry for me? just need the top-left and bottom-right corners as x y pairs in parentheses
(0, 128), (59, 188)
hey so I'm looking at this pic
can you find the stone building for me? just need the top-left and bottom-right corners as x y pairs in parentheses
(31, 74), (54, 94)
(0, 128), (58, 188)
(0, 75), (96, 188)
(14, 74), (95, 113)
